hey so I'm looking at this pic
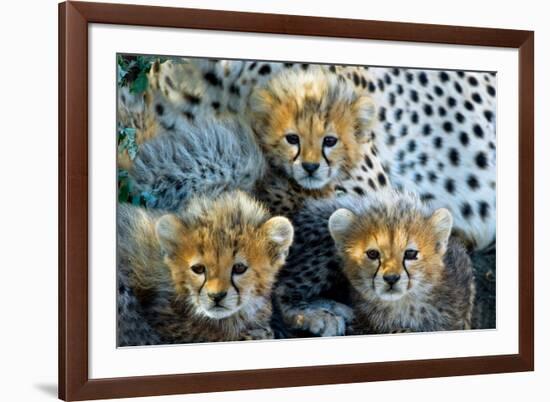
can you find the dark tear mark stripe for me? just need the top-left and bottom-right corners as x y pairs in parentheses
(372, 259), (381, 289)
(198, 272), (207, 296)
(231, 274), (241, 305)
(402, 258), (412, 289)
(292, 143), (301, 162)
(321, 147), (331, 166)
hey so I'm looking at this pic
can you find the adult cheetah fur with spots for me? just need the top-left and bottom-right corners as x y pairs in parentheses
(118, 58), (496, 250)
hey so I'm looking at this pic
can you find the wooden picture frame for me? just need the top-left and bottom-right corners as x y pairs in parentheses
(59, 1), (534, 400)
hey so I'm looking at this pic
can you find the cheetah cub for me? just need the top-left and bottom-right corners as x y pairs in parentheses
(117, 191), (294, 345)
(328, 192), (475, 333)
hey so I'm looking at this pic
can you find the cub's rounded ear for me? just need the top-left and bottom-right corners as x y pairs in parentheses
(353, 95), (376, 139)
(263, 216), (294, 252)
(429, 208), (453, 254)
(329, 208), (356, 245)
(156, 214), (186, 256)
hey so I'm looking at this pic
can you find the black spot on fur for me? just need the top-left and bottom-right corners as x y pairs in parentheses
(472, 92), (482, 104)
(408, 139), (416, 152)
(204, 71), (222, 87)
(443, 121), (453, 133)
(433, 136), (443, 149)
(301, 64), (310, 70)
(439, 71), (450, 82)
(434, 85), (443, 96)
(378, 107), (386, 122)
(368, 81), (376, 93)
(423, 104), (433, 116)
(455, 112), (465, 123)
(184, 93), (201, 105)
(229, 84), (240, 96)
(473, 124), (484, 138)
(448, 148), (460, 166)
(368, 178), (377, 190)
(211, 101), (220, 110)
(418, 153), (428, 165)
(418, 71), (428, 87)
(365, 155), (374, 169)
(182, 111), (195, 121)
(155, 103), (164, 116)
(484, 110), (494, 122)
(377, 173), (387, 187)
(467, 175), (479, 190)
(454, 81), (463, 94)
(459, 131), (469, 146)
(353, 186), (365, 195)
(447, 96), (456, 108)
(421, 193), (434, 201)
(445, 178), (455, 194)
(461, 203), (473, 219)
(428, 171), (438, 182)
(464, 100), (474, 111)
(475, 152), (488, 169)
(468, 76), (479, 86)
(410, 90), (419, 103)
(165, 75), (175, 89)
(487, 85), (496, 96)
(438, 106), (447, 117)
(422, 124), (432, 136)
(411, 111), (419, 124)
(258, 64), (272, 75)
(478, 201), (490, 220)
(394, 108), (403, 121)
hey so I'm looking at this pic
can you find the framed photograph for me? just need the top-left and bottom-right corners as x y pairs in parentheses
(59, 1), (534, 400)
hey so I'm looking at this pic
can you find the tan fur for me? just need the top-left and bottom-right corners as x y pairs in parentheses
(119, 191), (294, 343)
(328, 193), (474, 333)
(249, 66), (375, 191)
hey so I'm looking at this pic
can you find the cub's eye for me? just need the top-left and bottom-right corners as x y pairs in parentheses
(366, 249), (380, 260)
(232, 263), (248, 275)
(404, 249), (419, 260)
(323, 136), (338, 147)
(285, 133), (300, 145)
(190, 264), (206, 275)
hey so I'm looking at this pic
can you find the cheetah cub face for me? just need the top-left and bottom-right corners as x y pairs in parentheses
(156, 192), (294, 319)
(329, 195), (453, 302)
(250, 67), (375, 190)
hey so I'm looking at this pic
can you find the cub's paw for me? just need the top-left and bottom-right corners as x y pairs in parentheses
(288, 300), (354, 337)
(240, 326), (274, 341)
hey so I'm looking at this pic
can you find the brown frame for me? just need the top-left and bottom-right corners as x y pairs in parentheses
(59, 1), (534, 400)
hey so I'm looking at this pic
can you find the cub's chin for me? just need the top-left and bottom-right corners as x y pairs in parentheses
(293, 174), (332, 190)
(375, 287), (407, 302)
(199, 305), (239, 320)
(372, 282), (408, 302)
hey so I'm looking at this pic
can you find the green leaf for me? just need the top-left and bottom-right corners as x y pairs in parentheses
(131, 194), (141, 206)
(118, 181), (129, 203)
(130, 71), (148, 94)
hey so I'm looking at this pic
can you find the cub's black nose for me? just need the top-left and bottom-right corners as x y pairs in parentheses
(208, 291), (227, 303)
(383, 274), (401, 286)
(302, 162), (320, 174)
